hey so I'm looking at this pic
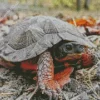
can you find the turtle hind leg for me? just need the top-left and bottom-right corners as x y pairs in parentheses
(0, 59), (15, 68)
(37, 51), (73, 100)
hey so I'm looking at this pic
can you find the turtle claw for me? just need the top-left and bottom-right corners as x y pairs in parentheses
(43, 89), (62, 100)
(43, 90), (52, 100)
(39, 80), (62, 100)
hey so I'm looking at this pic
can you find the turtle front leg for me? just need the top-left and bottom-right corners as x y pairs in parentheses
(38, 51), (73, 100)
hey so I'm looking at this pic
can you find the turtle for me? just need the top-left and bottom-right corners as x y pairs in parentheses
(0, 16), (97, 100)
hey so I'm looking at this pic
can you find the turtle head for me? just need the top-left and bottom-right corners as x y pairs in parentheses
(53, 41), (86, 61)
(53, 41), (96, 69)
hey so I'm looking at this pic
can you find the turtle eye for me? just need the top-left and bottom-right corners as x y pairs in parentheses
(65, 44), (73, 51)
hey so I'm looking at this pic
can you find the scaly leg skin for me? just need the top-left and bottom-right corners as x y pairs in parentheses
(38, 51), (73, 100)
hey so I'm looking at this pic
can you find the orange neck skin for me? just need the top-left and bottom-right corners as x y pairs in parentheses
(81, 53), (94, 67)
(55, 54), (82, 63)
(55, 51), (94, 68)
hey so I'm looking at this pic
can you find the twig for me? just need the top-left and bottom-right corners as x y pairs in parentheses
(62, 92), (69, 100)
(72, 18), (77, 27)
(0, 2), (19, 22)
(0, 92), (16, 96)
(70, 92), (88, 100)
(16, 84), (38, 100)
(27, 84), (39, 100)
(24, 87), (36, 92)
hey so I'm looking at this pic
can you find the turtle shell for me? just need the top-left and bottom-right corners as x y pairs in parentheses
(0, 16), (96, 62)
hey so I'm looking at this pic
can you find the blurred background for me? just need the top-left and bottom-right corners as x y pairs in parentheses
(0, 0), (100, 19)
